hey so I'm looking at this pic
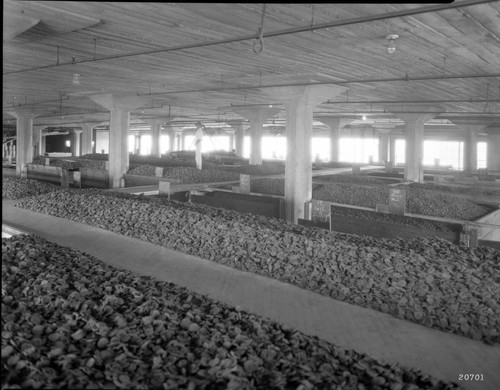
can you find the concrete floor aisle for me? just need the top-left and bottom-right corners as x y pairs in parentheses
(3, 200), (500, 390)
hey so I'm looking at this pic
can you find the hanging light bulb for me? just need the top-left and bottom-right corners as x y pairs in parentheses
(386, 34), (399, 54)
(362, 115), (367, 121)
(72, 73), (81, 86)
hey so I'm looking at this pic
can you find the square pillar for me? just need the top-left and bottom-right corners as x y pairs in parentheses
(231, 123), (246, 158)
(232, 108), (281, 165)
(72, 129), (82, 157)
(33, 126), (46, 157)
(265, 85), (348, 223)
(487, 131), (500, 171)
(458, 123), (488, 172)
(7, 110), (41, 177)
(80, 124), (94, 156)
(387, 105), (442, 183)
(145, 119), (167, 158)
(89, 94), (148, 188)
(165, 124), (176, 153)
(373, 125), (396, 164)
(194, 122), (204, 169)
(317, 117), (353, 163)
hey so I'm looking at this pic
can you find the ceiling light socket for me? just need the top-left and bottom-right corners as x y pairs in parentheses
(72, 74), (81, 86)
(386, 34), (399, 54)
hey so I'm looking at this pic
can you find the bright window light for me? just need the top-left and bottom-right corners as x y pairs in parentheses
(262, 136), (286, 160)
(339, 137), (379, 163)
(160, 135), (169, 154)
(243, 136), (250, 158)
(312, 137), (330, 161)
(423, 140), (463, 170)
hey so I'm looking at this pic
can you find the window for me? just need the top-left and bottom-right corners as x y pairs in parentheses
(339, 137), (379, 163)
(160, 135), (170, 154)
(261, 136), (286, 160)
(312, 137), (330, 162)
(423, 140), (463, 170)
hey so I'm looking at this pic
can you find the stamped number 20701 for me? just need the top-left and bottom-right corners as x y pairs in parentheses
(458, 374), (484, 381)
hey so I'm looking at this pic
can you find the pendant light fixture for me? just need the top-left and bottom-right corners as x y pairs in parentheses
(72, 73), (81, 86)
(386, 34), (399, 54)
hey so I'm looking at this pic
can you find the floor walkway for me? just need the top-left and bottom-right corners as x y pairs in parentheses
(3, 199), (500, 390)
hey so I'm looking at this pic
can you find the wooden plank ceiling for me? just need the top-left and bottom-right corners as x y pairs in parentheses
(3, 1), (500, 134)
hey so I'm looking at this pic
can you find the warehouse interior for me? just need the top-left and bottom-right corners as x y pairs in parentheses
(2, 1), (500, 390)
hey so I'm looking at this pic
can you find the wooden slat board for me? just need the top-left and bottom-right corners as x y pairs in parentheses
(3, 1), (500, 130)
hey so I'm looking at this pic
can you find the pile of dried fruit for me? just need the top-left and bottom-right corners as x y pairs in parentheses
(15, 189), (500, 344)
(409, 182), (500, 196)
(31, 157), (108, 170)
(2, 177), (61, 200)
(128, 166), (240, 183)
(231, 165), (285, 176)
(80, 153), (109, 161)
(2, 234), (460, 390)
(330, 205), (461, 232)
(314, 174), (386, 185)
(75, 159), (108, 170)
(250, 179), (493, 221)
(313, 182), (389, 208)
(250, 178), (285, 196)
(127, 165), (157, 177)
(404, 187), (496, 220)
(31, 157), (80, 170)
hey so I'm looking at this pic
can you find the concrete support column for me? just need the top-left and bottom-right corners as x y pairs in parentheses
(41, 134), (47, 156)
(389, 137), (397, 164)
(33, 126), (47, 157)
(7, 110), (41, 177)
(228, 133), (235, 152)
(165, 125), (176, 153)
(194, 122), (204, 169)
(487, 131), (500, 171)
(265, 85), (348, 223)
(232, 108), (280, 165)
(232, 123), (245, 158)
(450, 120), (491, 172)
(387, 105), (441, 182)
(89, 93), (147, 188)
(176, 133), (182, 151)
(373, 124), (396, 164)
(317, 117), (353, 162)
(72, 129), (82, 157)
(145, 119), (163, 158)
(400, 114), (439, 182)
(80, 124), (94, 156)
(463, 127), (479, 172)
(133, 134), (140, 154)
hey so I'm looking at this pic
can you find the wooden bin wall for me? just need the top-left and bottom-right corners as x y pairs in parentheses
(190, 190), (284, 219)
(329, 214), (461, 244)
(80, 168), (109, 189)
(27, 164), (62, 185)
